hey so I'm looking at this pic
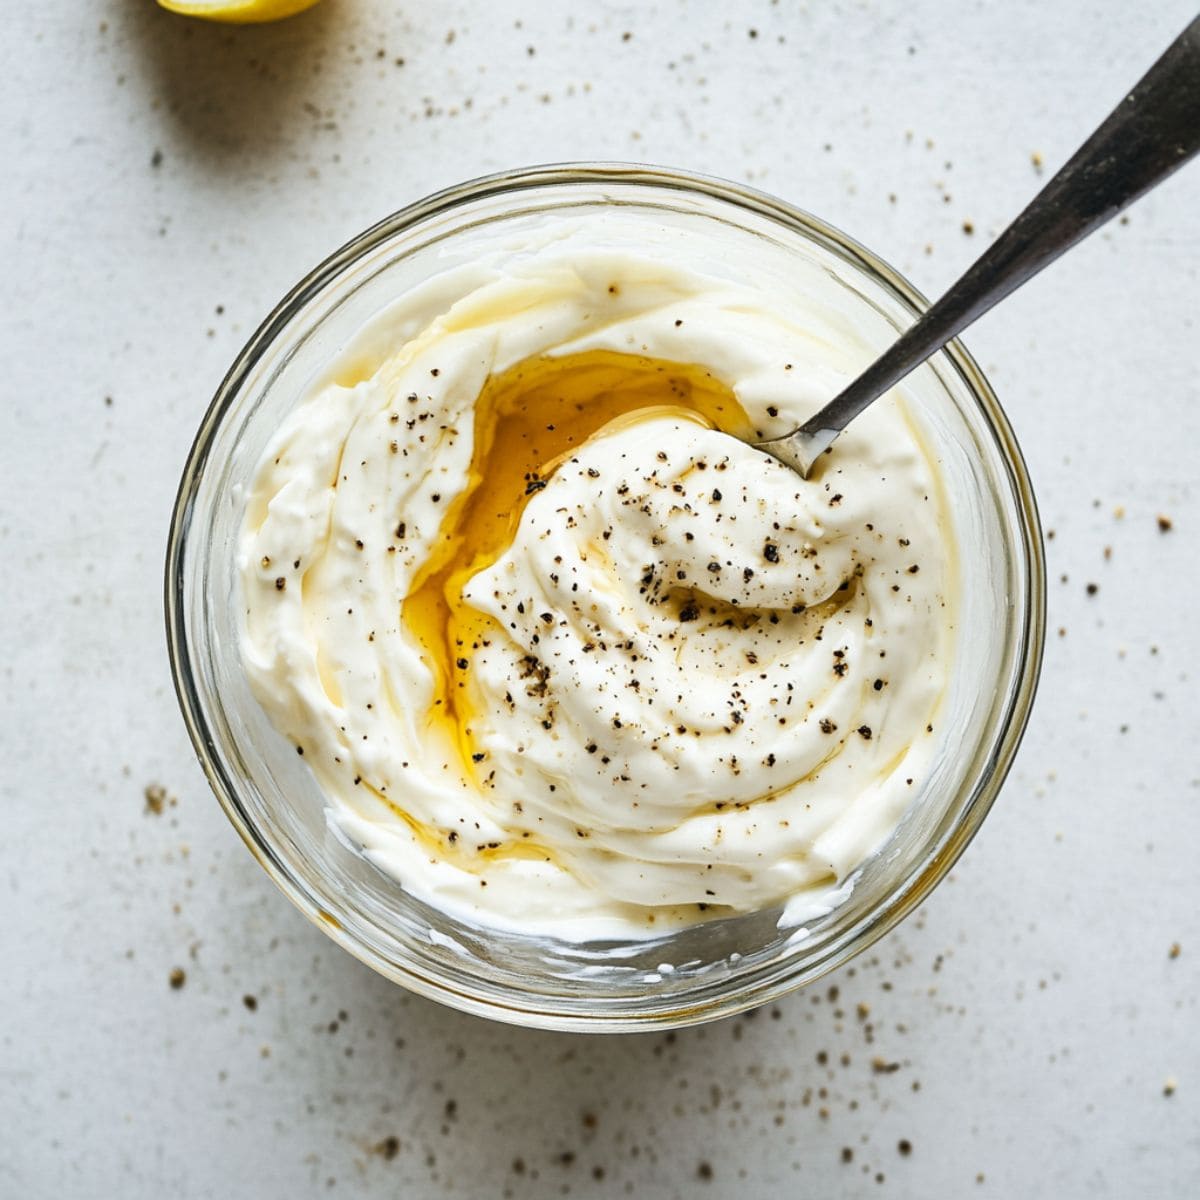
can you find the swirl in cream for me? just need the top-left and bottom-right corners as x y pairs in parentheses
(238, 227), (955, 940)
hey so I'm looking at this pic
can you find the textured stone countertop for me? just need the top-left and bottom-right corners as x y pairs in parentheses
(3, 2), (1197, 1195)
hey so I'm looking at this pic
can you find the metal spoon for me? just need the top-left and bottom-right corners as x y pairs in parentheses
(757, 14), (1200, 477)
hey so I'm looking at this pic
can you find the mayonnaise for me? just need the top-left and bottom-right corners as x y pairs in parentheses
(238, 215), (955, 941)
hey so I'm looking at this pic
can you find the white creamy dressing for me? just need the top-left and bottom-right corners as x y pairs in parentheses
(238, 219), (956, 941)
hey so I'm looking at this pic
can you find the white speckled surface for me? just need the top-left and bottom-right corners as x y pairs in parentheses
(3, 2), (1198, 1195)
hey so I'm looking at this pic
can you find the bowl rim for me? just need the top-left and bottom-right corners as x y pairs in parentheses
(165, 161), (1046, 1032)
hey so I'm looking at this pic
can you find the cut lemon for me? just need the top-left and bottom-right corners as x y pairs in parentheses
(157, 0), (325, 23)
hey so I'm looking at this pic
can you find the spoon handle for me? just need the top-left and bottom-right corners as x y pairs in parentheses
(771, 14), (1200, 475)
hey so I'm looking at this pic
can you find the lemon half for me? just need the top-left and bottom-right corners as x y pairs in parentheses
(157, 0), (324, 23)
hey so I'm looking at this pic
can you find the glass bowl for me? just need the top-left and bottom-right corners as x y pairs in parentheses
(165, 164), (1045, 1032)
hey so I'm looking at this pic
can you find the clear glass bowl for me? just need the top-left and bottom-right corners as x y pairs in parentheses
(165, 164), (1045, 1032)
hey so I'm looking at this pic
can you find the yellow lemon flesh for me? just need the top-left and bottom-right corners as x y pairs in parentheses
(157, 0), (324, 24)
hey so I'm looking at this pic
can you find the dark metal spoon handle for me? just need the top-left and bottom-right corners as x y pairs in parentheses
(759, 14), (1200, 476)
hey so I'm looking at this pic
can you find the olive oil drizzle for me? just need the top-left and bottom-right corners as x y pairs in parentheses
(401, 349), (754, 761)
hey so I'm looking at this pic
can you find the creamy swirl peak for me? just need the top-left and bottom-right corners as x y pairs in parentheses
(239, 235), (956, 941)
